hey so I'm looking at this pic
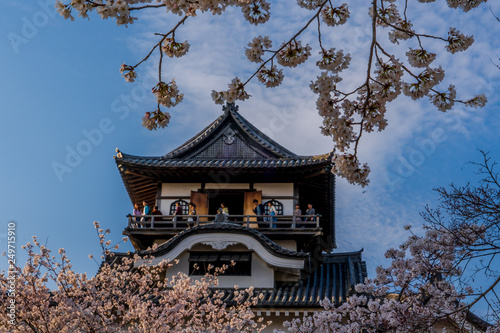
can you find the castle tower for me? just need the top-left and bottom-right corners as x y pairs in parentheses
(114, 103), (366, 331)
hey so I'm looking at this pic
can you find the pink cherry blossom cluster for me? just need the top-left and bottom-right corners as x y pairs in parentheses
(162, 38), (190, 58)
(402, 66), (445, 100)
(142, 109), (171, 130)
(245, 36), (272, 63)
(332, 153), (370, 187)
(321, 3), (350, 27)
(257, 65), (285, 88)
(55, 0), (489, 187)
(297, 0), (324, 10)
(212, 77), (251, 104)
(276, 40), (312, 68)
(446, 27), (475, 54)
(152, 80), (183, 108)
(120, 63), (137, 83)
(0, 223), (267, 332)
(279, 156), (500, 331)
(276, 224), (490, 332)
(429, 84), (457, 112)
(316, 48), (351, 73)
(406, 48), (437, 68)
(241, 0), (271, 25)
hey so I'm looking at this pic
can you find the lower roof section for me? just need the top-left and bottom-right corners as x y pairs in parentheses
(103, 252), (366, 309)
(108, 223), (367, 309)
(136, 222), (309, 261)
(202, 250), (366, 308)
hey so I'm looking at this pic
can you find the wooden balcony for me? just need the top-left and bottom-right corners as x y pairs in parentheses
(123, 214), (322, 238)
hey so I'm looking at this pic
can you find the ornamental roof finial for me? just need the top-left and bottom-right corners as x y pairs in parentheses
(222, 102), (239, 113)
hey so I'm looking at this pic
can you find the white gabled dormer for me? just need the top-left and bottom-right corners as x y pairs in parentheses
(134, 223), (308, 288)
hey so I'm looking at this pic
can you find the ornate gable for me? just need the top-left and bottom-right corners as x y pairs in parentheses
(165, 103), (297, 160)
(186, 125), (269, 160)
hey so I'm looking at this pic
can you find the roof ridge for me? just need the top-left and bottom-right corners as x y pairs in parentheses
(164, 111), (229, 158)
(229, 110), (297, 158)
(114, 105), (334, 161)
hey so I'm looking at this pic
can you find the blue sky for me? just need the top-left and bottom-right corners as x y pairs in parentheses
(1, 0), (500, 285)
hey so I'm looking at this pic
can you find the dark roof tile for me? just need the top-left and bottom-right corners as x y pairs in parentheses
(140, 223), (309, 260)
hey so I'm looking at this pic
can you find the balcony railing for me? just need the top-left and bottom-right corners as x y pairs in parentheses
(126, 214), (320, 230)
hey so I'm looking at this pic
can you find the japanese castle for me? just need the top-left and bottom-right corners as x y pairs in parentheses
(114, 103), (367, 331)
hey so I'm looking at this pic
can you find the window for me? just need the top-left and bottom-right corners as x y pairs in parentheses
(263, 199), (283, 215)
(169, 199), (189, 215)
(189, 252), (252, 276)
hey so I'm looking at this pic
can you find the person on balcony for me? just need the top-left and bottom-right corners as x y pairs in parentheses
(150, 206), (164, 227)
(141, 201), (151, 225)
(151, 206), (162, 222)
(151, 206), (162, 215)
(220, 203), (229, 215)
(142, 201), (150, 216)
(306, 203), (316, 223)
(293, 204), (302, 227)
(268, 202), (277, 228)
(131, 203), (142, 228)
(173, 201), (183, 224)
(214, 208), (229, 222)
(252, 199), (264, 220)
(187, 202), (197, 226)
(253, 199), (266, 228)
(133, 203), (141, 221)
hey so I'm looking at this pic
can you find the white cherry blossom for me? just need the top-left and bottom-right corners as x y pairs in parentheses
(257, 65), (284, 87)
(54, 0), (490, 187)
(276, 40), (311, 67)
(321, 4), (350, 27)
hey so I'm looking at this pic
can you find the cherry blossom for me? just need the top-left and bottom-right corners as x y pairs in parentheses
(152, 80), (183, 108)
(276, 40), (312, 68)
(0, 223), (267, 333)
(277, 152), (499, 332)
(245, 36), (272, 63)
(321, 4), (350, 27)
(54, 0), (490, 186)
(316, 48), (351, 73)
(257, 65), (284, 88)
(162, 38), (190, 58)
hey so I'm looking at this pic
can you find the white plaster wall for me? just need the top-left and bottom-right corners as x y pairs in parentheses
(161, 183), (201, 196)
(159, 199), (174, 213)
(256, 183), (294, 214)
(279, 199), (294, 215)
(160, 183), (201, 212)
(254, 183), (293, 197)
(218, 253), (274, 288)
(204, 183), (250, 190)
(165, 249), (274, 288)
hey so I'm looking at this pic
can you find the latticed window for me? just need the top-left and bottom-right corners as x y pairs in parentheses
(189, 252), (252, 276)
(263, 199), (283, 215)
(169, 199), (189, 215)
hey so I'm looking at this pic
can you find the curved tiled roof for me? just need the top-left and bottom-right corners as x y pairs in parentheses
(164, 103), (298, 159)
(103, 248), (366, 308)
(138, 222), (309, 259)
(115, 154), (332, 169)
(209, 250), (367, 307)
(114, 103), (333, 167)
